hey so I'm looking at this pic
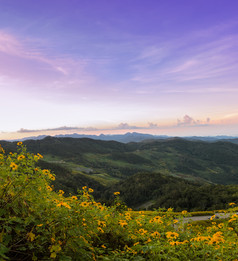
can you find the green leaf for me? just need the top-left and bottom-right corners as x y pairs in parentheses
(0, 209), (6, 217)
(59, 256), (72, 261)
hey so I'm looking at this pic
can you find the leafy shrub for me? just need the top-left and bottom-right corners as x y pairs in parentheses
(0, 143), (238, 260)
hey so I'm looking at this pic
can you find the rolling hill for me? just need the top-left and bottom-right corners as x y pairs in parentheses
(18, 136), (238, 184)
(1, 136), (238, 210)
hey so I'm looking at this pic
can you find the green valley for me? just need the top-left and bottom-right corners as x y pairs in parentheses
(1, 136), (238, 211)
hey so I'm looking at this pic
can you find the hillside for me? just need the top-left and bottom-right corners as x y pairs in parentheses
(102, 172), (238, 211)
(1, 144), (238, 260)
(1, 137), (238, 210)
(11, 136), (238, 184)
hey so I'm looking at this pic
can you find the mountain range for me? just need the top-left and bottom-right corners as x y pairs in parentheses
(7, 132), (238, 144)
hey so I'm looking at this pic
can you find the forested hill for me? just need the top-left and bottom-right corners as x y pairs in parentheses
(102, 172), (238, 211)
(1, 136), (238, 210)
(1, 136), (238, 185)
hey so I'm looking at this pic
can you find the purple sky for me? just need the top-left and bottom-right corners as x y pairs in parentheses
(1, 0), (238, 139)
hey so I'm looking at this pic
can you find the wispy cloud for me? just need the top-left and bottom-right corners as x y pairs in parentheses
(17, 126), (99, 133)
(0, 30), (62, 73)
(16, 122), (162, 134)
(0, 31), (22, 56)
(129, 21), (238, 93)
(0, 30), (90, 86)
(10, 116), (215, 140)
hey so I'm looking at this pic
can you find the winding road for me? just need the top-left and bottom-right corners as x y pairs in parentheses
(182, 212), (237, 223)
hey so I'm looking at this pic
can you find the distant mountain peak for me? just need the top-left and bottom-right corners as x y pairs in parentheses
(3, 132), (238, 144)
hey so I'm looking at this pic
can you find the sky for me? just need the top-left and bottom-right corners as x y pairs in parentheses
(0, 0), (238, 140)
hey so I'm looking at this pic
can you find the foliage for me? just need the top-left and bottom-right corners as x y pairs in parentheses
(37, 159), (105, 198)
(102, 172), (238, 211)
(1, 144), (238, 260)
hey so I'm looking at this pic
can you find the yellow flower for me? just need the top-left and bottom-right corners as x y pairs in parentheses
(229, 202), (236, 206)
(151, 231), (160, 238)
(37, 153), (43, 158)
(57, 201), (64, 207)
(17, 155), (25, 160)
(27, 232), (35, 241)
(101, 245), (106, 248)
(17, 142), (23, 146)
(228, 214), (238, 223)
(58, 190), (65, 195)
(0, 145), (5, 153)
(81, 202), (89, 207)
(88, 188), (94, 193)
(98, 220), (106, 227)
(208, 232), (224, 245)
(50, 252), (57, 259)
(170, 241), (183, 246)
(71, 196), (77, 200)
(125, 213), (131, 221)
(114, 192), (120, 195)
(57, 201), (71, 209)
(119, 220), (128, 227)
(210, 215), (216, 220)
(47, 186), (53, 191)
(191, 236), (210, 242)
(37, 224), (43, 227)
(145, 238), (151, 244)
(150, 216), (163, 224)
(10, 162), (18, 170)
(63, 202), (71, 209)
(97, 227), (104, 233)
(166, 232), (179, 240)
(218, 223), (224, 229)
(138, 228), (147, 235)
(231, 213), (238, 218)
(49, 174), (55, 180)
(42, 169), (50, 175)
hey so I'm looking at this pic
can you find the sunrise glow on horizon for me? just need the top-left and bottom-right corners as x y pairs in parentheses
(1, 0), (238, 140)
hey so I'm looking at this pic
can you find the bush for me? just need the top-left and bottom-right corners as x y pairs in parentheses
(1, 143), (238, 260)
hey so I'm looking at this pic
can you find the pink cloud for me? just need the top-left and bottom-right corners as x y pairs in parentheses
(0, 30), (88, 84)
(0, 31), (23, 56)
(177, 115), (210, 126)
